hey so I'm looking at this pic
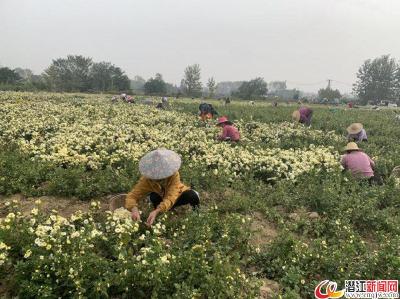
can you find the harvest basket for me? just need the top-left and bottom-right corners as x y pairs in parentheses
(391, 166), (400, 178)
(109, 193), (127, 211)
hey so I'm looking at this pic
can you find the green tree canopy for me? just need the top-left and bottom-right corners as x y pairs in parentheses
(44, 55), (93, 92)
(183, 64), (202, 97)
(130, 75), (146, 91)
(107, 65), (130, 91)
(353, 55), (399, 104)
(0, 67), (21, 84)
(268, 81), (287, 91)
(207, 77), (216, 98)
(144, 73), (167, 95)
(235, 77), (268, 100)
(14, 68), (34, 81)
(89, 62), (113, 91)
(43, 56), (130, 92)
(318, 87), (341, 101)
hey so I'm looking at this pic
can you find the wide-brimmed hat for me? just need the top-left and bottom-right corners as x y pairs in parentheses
(347, 123), (363, 134)
(344, 142), (360, 152)
(217, 116), (229, 125)
(139, 148), (181, 180)
(292, 110), (301, 122)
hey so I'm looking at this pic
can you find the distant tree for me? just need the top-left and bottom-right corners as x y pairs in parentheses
(88, 62), (130, 92)
(215, 81), (243, 96)
(130, 75), (146, 91)
(144, 73), (167, 95)
(44, 55), (93, 92)
(235, 77), (268, 100)
(293, 90), (300, 100)
(14, 68), (34, 81)
(207, 77), (216, 98)
(89, 62), (113, 91)
(353, 55), (399, 105)
(183, 64), (202, 97)
(109, 65), (130, 91)
(29, 74), (48, 90)
(268, 81), (287, 92)
(318, 87), (341, 101)
(0, 67), (21, 84)
(165, 82), (179, 95)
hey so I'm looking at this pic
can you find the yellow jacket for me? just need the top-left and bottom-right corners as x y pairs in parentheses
(125, 172), (190, 212)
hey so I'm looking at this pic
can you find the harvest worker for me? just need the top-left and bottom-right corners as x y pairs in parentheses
(125, 149), (200, 226)
(216, 116), (240, 142)
(125, 95), (135, 104)
(341, 142), (375, 180)
(292, 107), (313, 126)
(199, 102), (218, 121)
(347, 123), (368, 142)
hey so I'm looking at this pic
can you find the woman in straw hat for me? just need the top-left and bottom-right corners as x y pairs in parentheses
(292, 107), (313, 126)
(347, 123), (368, 142)
(216, 116), (240, 142)
(341, 142), (375, 180)
(125, 149), (200, 226)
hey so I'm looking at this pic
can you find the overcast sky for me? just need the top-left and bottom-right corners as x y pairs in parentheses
(1, 0), (399, 93)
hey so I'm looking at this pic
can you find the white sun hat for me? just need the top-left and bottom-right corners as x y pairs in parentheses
(139, 148), (181, 180)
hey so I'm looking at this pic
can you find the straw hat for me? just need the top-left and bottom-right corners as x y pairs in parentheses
(109, 193), (127, 211)
(139, 148), (181, 180)
(217, 116), (229, 125)
(292, 110), (301, 122)
(347, 123), (363, 135)
(344, 142), (360, 152)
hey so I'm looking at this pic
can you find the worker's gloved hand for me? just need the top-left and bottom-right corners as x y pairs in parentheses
(131, 207), (141, 222)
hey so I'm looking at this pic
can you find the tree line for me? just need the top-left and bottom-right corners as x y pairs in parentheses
(0, 54), (269, 99)
(353, 55), (400, 105)
(1, 54), (399, 103)
(0, 55), (131, 93)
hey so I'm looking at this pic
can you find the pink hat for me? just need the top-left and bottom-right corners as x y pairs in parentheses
(217, 116), (229, 125)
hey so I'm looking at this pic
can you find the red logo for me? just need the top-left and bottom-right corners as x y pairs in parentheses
(315, 280), (345, 299)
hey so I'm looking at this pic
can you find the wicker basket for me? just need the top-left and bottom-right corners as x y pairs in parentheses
(109, 193), (127, 211)
(391, 166), (400, 178)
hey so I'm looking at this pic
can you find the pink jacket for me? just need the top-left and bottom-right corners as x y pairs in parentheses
(341, 151), (375, 178)
(219, 125), (240, 141)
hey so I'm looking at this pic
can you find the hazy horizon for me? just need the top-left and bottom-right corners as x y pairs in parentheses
(1, 0), (400, 93)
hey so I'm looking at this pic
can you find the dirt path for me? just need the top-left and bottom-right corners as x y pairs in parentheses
(0, 193), (112, 217)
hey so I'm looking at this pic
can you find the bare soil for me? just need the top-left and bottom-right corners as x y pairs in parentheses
(250, 211), (278, 247)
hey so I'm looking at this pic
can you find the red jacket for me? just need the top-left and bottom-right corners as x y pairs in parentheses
(219, 125), (240, 141)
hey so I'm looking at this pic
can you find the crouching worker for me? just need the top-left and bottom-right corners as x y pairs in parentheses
(292, 107), (313, 126)
(199, 102), (218, 121)
(216, 116), (240, 142)
(347, 123), (368, 142)
(341, 142), (377, 184)
(125, 149), (200, 226)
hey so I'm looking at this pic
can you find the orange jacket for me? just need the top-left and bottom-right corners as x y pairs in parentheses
(125, 172), (190, 212)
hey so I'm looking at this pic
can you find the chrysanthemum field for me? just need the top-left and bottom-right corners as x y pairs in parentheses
(0, 92), (399, 298)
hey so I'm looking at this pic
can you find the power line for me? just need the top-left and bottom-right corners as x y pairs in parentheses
(285, 79), (354, 88)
